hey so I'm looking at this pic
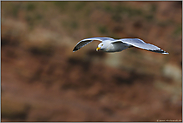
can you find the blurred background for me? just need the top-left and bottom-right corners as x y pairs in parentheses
(1, 1), (182, 122)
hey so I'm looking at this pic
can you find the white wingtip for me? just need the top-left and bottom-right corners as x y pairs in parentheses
(162, 52), (169, 54)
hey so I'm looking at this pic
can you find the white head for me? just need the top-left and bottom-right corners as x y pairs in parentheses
(96, 43), (105, 51)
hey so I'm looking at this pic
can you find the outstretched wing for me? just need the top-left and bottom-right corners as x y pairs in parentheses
(73, 37), (115, 52)
(116, 38), (169, 54)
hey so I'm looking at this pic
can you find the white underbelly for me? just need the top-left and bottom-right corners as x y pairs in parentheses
(106, 43), (130, 52)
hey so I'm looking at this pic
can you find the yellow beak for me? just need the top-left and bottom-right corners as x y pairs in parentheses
(96, 47), (101, 51)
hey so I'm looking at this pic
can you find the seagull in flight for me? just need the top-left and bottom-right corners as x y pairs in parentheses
(73, 37), (169, 54)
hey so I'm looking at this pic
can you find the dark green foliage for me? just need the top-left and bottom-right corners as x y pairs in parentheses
(98, 26), (108, 34)
(26, 3), (36, 11)
(54, 1), (68, 10)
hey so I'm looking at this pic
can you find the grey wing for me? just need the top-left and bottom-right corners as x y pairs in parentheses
(73, 37), (115, 52)
(118, 38), (169, 54)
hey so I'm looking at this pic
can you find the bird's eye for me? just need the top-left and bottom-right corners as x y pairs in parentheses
(101, 44), (103, 46)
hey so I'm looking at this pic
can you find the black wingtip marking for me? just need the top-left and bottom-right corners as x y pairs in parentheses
(73, 47), (78, 52)
(73, 40), (94, 52)
(149, 49), (169, 54)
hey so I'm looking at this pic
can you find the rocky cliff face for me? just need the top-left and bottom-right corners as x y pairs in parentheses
(1, 1), (182, 122)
